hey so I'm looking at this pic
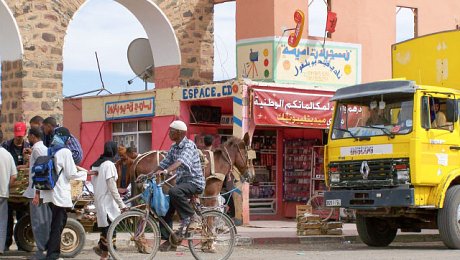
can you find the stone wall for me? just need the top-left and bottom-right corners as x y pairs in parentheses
(154, 0), (214, 86)
(0, 0), (215, 139)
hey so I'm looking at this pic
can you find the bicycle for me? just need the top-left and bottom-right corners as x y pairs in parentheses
(106, 174), (237, 260)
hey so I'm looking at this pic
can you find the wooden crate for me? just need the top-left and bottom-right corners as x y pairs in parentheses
(296, 204), (312, 217)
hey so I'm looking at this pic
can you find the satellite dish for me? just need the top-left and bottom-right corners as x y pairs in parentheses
(127, 38), (155, 83)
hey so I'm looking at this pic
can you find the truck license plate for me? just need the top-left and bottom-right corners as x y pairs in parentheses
(326, 199), (341, 207)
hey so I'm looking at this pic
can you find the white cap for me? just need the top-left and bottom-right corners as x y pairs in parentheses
(170, 120), (187, 131)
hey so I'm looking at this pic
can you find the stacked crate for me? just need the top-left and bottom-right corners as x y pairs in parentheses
(296, 205), (343, 236)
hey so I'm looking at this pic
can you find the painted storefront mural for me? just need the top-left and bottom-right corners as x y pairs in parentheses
(237, 38), (361, 89)
(276, 39), (361, 88)
(236, 40), (274, 81)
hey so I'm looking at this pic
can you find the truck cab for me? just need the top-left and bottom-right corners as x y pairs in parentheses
(324, 80), (460, 248)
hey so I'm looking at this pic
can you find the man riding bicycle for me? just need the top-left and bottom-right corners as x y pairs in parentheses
(139, 120), (205, 252)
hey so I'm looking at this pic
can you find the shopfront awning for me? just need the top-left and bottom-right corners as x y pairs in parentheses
(251, 87), (335, 129)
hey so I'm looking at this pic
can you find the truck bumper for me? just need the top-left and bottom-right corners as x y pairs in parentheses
(324, 188), (414, 209)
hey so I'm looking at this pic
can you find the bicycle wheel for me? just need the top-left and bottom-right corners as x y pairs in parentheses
(187, 210), (236, 260)
(107, 211), (160, 260)
(307, 194), (334, 221)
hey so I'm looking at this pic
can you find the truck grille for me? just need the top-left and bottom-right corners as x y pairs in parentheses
(328, 158), (409, 188)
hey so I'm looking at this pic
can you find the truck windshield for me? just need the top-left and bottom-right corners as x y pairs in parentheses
(331, 97), (413, 140)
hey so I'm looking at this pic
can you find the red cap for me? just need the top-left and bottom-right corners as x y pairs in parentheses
(14, 122), (27, 137)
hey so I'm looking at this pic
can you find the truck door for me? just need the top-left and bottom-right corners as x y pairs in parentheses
(417, 95), (459, 186)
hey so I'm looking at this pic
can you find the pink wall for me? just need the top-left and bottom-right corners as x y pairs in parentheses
(63, 98), (82, 140)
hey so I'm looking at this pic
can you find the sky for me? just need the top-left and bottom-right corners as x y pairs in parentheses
(1, 1), (413, 98)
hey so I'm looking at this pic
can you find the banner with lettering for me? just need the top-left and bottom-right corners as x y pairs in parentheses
(252, 88), (335, 129)
(105, 97), (155, 120)
(275, 39), (361, 88)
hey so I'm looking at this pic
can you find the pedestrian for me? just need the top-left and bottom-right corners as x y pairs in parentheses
(23, 127), (51, 260)
(203, 134), (214, 150)
(1, 122), (30, 251)
(115, 145), (133, 199)
(42, 117), (83, 165)
(41, 127), (87, 260)
(90, 141), (126, 260)
(138, 120), (205, 252)
(0, 134), (17, 255)
(29, 115), (44, 129)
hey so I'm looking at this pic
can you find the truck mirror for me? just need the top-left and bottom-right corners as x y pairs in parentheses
(445, 99), (458, 122)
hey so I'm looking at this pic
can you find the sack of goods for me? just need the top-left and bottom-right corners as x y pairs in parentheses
(32, 147), (63, 190)
(142, 179), (170, 216)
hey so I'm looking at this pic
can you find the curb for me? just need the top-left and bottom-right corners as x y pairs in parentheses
(82, 233), (441, 249)
(235, 234), (441, 246)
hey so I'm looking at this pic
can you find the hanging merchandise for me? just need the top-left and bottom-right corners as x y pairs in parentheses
(326, 11), (337, 33)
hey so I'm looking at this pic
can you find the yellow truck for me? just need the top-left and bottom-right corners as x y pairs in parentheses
(324, 30), (460, 249)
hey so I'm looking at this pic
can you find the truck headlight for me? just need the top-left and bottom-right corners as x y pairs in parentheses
(330, 173), (340, 183)
(396, 170), (409, 182)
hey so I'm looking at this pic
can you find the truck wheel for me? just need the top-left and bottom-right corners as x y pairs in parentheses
(356, 214), (397, 247)
(14, 215), (35, 252)
(437, 185), (460, 249)
(60, 218), (86, 258)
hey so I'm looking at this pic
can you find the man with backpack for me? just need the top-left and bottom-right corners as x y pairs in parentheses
(42, 117), (83, 165)
(39, 127), (87, 260)
(0, 131), (17, 255)
(23, 127), (51, 260)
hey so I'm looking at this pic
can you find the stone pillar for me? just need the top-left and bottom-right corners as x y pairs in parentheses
(154, 0), (214, 86)
(1, 60), (25, 136)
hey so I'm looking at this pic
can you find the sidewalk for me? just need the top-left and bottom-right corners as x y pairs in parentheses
(235, 220), (440, 245)
(82, 220), (441, 248)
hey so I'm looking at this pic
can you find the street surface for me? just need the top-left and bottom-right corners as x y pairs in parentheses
(1, 242), (459, 260)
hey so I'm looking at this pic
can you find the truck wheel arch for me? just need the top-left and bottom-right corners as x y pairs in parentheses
(433, 171), (460, 208)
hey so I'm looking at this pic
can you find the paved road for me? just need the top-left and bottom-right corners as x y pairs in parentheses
(2, 242), (459, 260)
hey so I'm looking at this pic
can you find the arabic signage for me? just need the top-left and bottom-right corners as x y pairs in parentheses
(252, 88), (334, 128)
(105, 97), (155, 120)
(182, 83), (237, 100)
(276, 39), (361, 88)
(236, 40), (274, 81)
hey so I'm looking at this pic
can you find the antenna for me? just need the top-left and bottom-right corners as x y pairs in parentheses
(127, 38), (155, 90)
(65, 51), (112, 98)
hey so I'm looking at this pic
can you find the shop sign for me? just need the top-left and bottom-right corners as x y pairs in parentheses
(253, 89), (334, 129)
(236, 40), (274, 81)
(182, 84), (235, 100)
(220, 115), (233, 125)
(276, 40), (361, 88)
(105, 97), (155, 120)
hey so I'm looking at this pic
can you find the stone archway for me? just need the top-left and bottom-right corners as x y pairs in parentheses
(0, 0), (24, 134)
(0, 0), (214, 139)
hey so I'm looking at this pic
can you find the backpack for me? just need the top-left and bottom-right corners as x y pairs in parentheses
(32, 147), (64, 190)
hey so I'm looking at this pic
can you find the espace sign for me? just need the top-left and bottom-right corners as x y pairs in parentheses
(182, 83), (238, 100)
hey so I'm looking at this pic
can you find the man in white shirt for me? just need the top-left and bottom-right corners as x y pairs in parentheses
(0, 132), (17, 255)
(41, 127), (86, 260)
(23, 127), (51, 259)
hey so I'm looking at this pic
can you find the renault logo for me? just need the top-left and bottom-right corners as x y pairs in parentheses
(360, 161), (370, 179)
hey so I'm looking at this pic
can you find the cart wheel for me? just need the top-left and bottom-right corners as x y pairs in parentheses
(14, 214), (36, 252)
(307, 194), (334, 222)
(60, 218), (86, 258)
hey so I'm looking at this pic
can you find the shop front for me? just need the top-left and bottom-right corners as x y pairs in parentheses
(247, 85), (335, 219)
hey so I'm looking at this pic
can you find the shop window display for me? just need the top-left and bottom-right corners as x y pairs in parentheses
(112, 120), (152, 153)
(250, 131), (277, 215)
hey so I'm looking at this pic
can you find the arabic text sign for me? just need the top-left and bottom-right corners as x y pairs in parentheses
(253, 89), (334, 129)
(105, 98), (155, 120)
(276, 40), (361, 88)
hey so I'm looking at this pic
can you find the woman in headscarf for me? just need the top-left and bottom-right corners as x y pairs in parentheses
(90, 141), (126, 260)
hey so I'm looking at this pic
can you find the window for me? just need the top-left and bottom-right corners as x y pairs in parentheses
(112, 120), (152, 153)
(396, 6), (417, 43)
(308, 0), (330, 37)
